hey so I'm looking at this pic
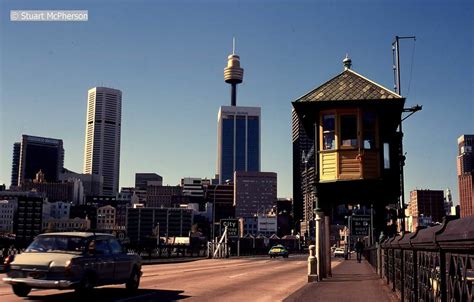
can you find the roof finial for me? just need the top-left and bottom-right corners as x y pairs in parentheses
(343, 53), (352, 70)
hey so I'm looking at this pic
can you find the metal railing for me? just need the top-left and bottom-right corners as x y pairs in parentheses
(380, 215), (474, 302)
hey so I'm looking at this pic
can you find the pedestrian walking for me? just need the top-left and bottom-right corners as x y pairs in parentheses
(355, 238), (364, 263)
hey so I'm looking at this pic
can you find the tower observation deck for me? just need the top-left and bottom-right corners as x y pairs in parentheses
(224, 38), (244, 106)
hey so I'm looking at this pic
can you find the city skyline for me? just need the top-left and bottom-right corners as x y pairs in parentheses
(0, 1), (472, 202)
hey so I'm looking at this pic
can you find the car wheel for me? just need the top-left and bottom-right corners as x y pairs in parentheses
(126, 267), (140, 291)
(75, 273), (95, 295)
(12, 284), (31, 297)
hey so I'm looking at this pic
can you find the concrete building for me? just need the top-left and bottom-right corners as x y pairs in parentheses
(21, 172), (84, 204)
(0, 191), (46, 243)
(146, 185), (182, 208)
(126, 207), (193, 244)
(97, 205), (116, 230)
(457, 135), (474, 217)
(121, 187), (146, 204)
(234, 171), (277, 218)
(83, 87), (122, 196)
(11, 135), (64, 187)
(205, 183), (235, 221)
(217, 106), (261, 184)
(180, 177), (213, 209)
(0, 199), (17, 233)
(69, 204), (98, 230)
(59, 168), (103, 198)
(408, 189), (445, 230)
(42, 201), (71, 221)
(291, 108), (314, 237)
(135, 173), (163, 190)
(181, 178), (211, 198)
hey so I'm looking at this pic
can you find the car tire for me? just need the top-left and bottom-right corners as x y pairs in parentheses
(75, 273), (95, 296)
(12, 284), (31, 297)
(126, 267), (140, 291)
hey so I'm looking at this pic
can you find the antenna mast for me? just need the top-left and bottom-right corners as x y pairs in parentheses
(392, 35), (416, 95)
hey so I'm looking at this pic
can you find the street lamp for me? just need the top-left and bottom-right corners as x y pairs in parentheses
(154, 222), (160, 246)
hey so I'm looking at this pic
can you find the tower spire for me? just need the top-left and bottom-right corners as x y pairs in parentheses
(224, 38), (244, 106)
(232, 36), (236, 55)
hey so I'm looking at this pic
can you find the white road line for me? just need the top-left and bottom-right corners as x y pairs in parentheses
(228, 273), (248, 279)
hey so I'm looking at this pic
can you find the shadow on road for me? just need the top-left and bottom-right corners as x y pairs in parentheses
(25, 288), (189, 302)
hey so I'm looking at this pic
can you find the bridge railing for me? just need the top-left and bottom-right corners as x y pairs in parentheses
(363, 245), (378, 270)
(380, 215), (474, 302)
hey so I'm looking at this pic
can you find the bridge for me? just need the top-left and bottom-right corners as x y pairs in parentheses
(1, 216), (472, 301)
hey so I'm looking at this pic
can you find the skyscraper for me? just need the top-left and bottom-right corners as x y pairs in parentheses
(408, 189), (445, 229)
(83, 87), (122, 196)
(217, 43), (261, 183)
(291, 108), (314, 233)
(457, 135), (474, 217)
(217, 106), (261, 183)
(10, 142), (20, 187)
(11, 135), (64, 187)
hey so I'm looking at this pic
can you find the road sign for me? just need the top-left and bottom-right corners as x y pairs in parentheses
(220, 219), (239, 237)
(351, 215), (370, 236)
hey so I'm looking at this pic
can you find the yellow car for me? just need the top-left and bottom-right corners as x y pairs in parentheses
(268, 244), (289, 258)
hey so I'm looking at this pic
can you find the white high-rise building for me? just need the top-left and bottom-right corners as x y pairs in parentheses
(83, 87), (122, 196)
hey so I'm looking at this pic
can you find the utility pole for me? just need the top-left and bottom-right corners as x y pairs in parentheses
(392, 35), (416, 233)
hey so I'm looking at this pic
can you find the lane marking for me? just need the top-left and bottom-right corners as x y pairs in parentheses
(228, 273), (248, 279)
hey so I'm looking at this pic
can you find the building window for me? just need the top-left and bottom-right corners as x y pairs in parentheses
(363, 111), (376, 149)
(340, 114), (358, 148)
(322, 114), (335, 150)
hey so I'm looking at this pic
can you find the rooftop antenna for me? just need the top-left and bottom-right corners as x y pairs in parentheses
(232, 36), (236, 55)
(392, 35), (416, 95)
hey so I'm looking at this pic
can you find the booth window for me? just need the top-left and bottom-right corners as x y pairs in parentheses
(363, 111), (376, 149)
(322, 114), (335, 150)
(340, 114), (357, 148)
(383, 143), (390, 169)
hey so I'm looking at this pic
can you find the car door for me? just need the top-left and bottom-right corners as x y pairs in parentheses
(94, 238), (115, 284)
(109, 237), (132, 281)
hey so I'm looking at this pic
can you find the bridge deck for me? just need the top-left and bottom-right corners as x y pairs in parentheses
(285, 258), (397, 302)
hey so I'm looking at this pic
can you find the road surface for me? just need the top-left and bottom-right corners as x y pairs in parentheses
(0, 255), (342, 301)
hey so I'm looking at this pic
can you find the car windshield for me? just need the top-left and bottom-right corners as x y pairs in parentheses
(25, 236), (88, 254)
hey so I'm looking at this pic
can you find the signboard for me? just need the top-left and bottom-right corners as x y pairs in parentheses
(351, 215), (370, 236)
(220, 219), (239, 237)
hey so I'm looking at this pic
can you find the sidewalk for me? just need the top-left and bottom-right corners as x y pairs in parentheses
(284, 258), (397, 302)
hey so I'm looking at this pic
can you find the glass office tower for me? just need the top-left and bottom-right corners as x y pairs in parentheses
(217, 106), (261, 184)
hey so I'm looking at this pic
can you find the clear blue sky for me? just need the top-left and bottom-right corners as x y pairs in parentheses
(1, 0), (472, 202)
